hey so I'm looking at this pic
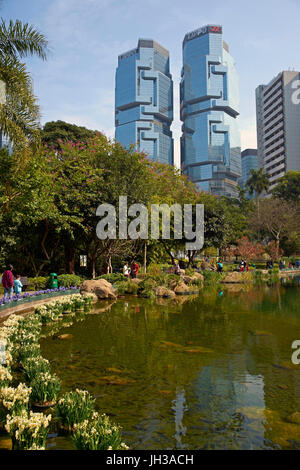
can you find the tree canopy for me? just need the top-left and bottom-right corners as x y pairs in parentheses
(272, 171), (300, 203)
(41, 120), (101, 150)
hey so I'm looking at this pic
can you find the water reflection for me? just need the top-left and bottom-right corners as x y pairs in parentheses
(172, 388), (188, 449)
(7, 280), (298, 450)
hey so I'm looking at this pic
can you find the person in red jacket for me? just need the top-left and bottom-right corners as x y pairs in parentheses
(130, 260), (139, 279)
(2, 265), (14, 300)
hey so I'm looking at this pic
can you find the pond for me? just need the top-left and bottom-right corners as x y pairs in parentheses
(2, 278), (300, 450)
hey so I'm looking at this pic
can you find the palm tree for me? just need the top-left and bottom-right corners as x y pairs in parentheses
(246, 168), (270, 197)
(0, 19), (49, 148)
(0, 19), (48, 61)
(0, 57), (40, 149)
(246, 168), (270, 216)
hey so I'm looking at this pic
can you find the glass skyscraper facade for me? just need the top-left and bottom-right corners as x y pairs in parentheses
(239, 148), (258, 199)
(115, 39), (173, 165)
(180, 25), (241, 198)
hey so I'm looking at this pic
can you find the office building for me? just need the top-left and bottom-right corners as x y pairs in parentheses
(115, 39), (173, 165)
(256, 71), (300, 191)
(180, 25), (241, 198)
(239, 148), (258, 198)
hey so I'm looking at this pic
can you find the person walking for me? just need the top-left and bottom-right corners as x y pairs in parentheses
(2, 265), (14, 300)
(123, 262), (131, 278)
(130, 260), (139, 279)
(13, 274), (23, 295)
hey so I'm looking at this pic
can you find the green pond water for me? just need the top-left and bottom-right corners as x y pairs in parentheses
(2, 278), (300, 450)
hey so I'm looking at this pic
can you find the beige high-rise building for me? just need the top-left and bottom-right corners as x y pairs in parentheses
(256, 71), (300, 191)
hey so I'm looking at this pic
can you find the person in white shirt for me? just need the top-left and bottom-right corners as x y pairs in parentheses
(123, 262), (131, 278)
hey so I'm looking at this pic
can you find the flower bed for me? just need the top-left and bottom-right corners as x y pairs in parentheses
(0, 287), (80, 311)
(0, 294), (128, 450)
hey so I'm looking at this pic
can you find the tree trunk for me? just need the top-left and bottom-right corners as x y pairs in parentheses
(276, 233), (281, 262)
(106, 256), (112, 274)
(64, 242), (75, 274)
(143, 241), (147, 274)
(161, 241), (175, 265)
(187, 250), (195, 268)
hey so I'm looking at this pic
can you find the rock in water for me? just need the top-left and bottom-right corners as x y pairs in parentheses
(155, 286), (175, 298)
(80, 279), (116, 299)
(192, 272), (204, 282)
(174, 283), (193, 295)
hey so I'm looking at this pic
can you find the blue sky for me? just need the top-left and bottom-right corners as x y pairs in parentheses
(2, 0), (300, 166)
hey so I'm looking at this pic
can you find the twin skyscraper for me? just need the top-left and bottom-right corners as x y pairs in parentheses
(115, 25), (241, 198)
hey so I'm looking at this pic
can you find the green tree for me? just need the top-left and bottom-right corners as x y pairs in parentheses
(250, 198), (300, 256)
(44, 137), (154, 277)
(41, 120), (100, 150)
(0, 146), (59, 274)
(246, 168), (270, 198)
(272, 170), (300, 203)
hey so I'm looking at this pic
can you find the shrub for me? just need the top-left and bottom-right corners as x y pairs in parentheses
(202, 271), (224, 285)
(137, 278), (157, 298)
(73, 412), (128, 450)
(5, 410), (51, 450)
(56, 389), (95, 430)
(57, 274), (82, 288)
(147, 264), (162, 276)
(114, 280), (139, 295)
(165, 274), (182, 288)
(98, 273), (126, 284)
(30, 372), (61, 404)
(27, 277), (48, 291)
(253, 269), (263, 283)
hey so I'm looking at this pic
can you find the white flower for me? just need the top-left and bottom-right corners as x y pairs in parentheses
(0, 365), (12, 383)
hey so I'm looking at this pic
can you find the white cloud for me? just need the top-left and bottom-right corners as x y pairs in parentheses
(240, 121), (257, 151)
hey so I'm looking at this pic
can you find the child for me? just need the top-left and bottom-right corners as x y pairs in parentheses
(216, 260), (223, 273)
(13, 274), (23, 295)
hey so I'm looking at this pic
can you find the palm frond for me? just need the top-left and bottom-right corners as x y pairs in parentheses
(0, 56), (41, 149)
(0, 18), (49, 61)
